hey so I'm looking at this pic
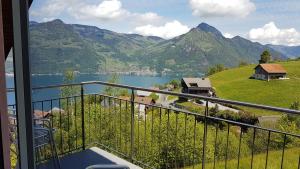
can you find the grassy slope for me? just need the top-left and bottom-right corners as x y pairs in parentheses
(210, 60), (300, 109)
(186, 148), (300, 169)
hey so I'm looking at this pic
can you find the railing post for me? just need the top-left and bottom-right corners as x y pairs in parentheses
(130, 89), (135, 162)
(81, 84), (86, 150)
(202, 100), (209, 169)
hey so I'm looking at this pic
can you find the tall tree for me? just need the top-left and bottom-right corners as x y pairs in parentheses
(60, 69), (80, 98)
(259, 50), (272, 63)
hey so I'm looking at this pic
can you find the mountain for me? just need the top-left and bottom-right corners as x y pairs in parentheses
(267, 44), (300, 59)
(28, 19), (286, 75)
(139, 25), (284, 75)
(29, 19), (163, 74)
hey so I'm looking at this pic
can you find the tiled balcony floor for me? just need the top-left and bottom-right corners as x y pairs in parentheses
(37, 147), (142, 169)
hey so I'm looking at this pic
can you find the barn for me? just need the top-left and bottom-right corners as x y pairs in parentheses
(253, 64), (287, 81)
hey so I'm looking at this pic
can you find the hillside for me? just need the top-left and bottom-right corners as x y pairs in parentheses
(141, 23), (284, 75)
(210, 60), (300, 108)
(268, 44), (300, 59)
(28, 20), (286, 75)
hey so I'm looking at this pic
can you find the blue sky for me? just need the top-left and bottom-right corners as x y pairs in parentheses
(30, 0), (300, 46)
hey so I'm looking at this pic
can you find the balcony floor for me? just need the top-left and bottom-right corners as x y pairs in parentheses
(37, 147), (142, 169)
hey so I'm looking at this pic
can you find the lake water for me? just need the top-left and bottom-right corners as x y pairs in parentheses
(6, 74), (176, 106)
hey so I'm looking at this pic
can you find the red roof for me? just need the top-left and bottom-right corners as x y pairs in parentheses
(256, 64), (287, 74)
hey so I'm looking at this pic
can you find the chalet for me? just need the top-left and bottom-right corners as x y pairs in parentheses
(181, 78), (214, 97)
(136, 90), (152, 97)
(253, 64), (287, 81)
(119, 95), (155, 112)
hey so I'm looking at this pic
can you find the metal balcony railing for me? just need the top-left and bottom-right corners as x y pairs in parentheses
(8, 81), (300, 169)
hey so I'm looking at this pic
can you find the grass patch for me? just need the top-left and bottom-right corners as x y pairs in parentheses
(210, 61), (300, 109)
(185, 148), (300, 169)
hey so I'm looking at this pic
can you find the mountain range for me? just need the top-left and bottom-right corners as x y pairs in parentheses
(267, 44), (300, 59)
(7, 19), (299, 75)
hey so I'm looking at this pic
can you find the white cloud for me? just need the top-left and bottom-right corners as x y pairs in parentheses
(249, 22), (300, 46)
(74, 0), (128, 20)
(134, 20), (190, 39)
(32, 0), (162, 24)
(223, 33), (234, 38)
(189, 0), (256, 18)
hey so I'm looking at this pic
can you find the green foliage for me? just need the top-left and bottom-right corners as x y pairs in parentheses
(168, 79), (181, 89)
(259, 50), (272, 63)
(206, 64), (226, 76)
(238, 61), (249, 67)
(60, 69), (80, 98)
(150, 93), (159, 101)
(290, 100), (299, 110)
(103, 74), (121, 96)
(49, 95), (300, 169)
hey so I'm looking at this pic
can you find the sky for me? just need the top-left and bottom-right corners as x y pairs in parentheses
(30, 0), (300, 46)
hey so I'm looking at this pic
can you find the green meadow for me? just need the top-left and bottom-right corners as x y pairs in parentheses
(210, 60), (300, 109)
(186, 148), (300, 169)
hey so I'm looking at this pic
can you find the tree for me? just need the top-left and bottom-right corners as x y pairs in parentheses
(290, 100), (300, 110)
(60, 69), (80, 98)
(238, 61), (249, 67)
(103, 73), (121, 96)
(206, 64), (226, 76)
(259, 50), (272, 63)
(169, 79), (181, 89)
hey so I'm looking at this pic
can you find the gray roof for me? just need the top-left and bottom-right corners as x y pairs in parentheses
(182, 78), (212, 88)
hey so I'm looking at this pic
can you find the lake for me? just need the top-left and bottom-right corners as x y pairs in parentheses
(6, 74), (176, 106)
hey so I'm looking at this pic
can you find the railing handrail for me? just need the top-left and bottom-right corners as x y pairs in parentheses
(6, 80), (300, 115)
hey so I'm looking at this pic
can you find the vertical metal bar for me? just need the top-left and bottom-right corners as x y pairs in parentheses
(50, 99), (53, 128)
(80, 84), (85, 150)
(143, 104), (147, 157)
(166, 109), (170, 168)
(12, 0), (35, 168)
(151, 107), (154, 155)
(114, 98), (117, 149)
(250, 128), (256, 169)
(119, 99), (122, 150)
(213, 125), (218, 169)
(94, 94), (97, 140)
(99, 95), (102, 142)
(265, 131), (271, 169)
(183, 113), (187, 167)
(225, 124), (230, 169)
(298, 154), (300, 169)
(175, 112), (178, 168)
(88, 95), (91, 144)
(158, 107), (162, 156)
(125, 100), (127, 154)
(137, 104), (140, 155)
(130, 89), (135, 161)
(237, 128), (243, 169)
(75, 97), (78, 149)
(67, 98), (71, 152)
(59, 99), (63, 153)
(193, 117), (196, 169)
(202, 101), (208, 169)
(280, 134), (287, 169)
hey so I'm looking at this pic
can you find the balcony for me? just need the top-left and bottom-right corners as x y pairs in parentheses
(7, 81), (300, 169)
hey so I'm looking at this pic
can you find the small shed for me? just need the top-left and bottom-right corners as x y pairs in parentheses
(181, 78), (214, 97)
(253, 64), (287, 81)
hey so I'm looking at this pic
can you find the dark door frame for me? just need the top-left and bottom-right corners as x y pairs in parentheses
(0, 1), (11, 168)
(12, 0), (35, 168)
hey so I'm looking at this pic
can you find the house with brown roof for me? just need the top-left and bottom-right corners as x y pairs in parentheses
(253, 64), (287, 81)
(181, 78), (215, 97)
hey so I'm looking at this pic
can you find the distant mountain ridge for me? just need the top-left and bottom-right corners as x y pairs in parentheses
(267, 44), (300, 59)
(28, 19), (286, 75)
